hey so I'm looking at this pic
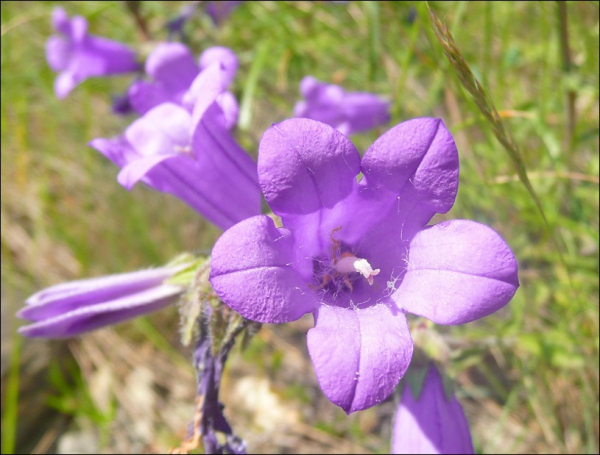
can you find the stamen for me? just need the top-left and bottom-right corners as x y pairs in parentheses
(334, 254), (380, 285)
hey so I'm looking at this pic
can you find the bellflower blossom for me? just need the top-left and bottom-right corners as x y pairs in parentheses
(209, 118), (519, 413)
(18, 266), (185, 338)
(294, 76), (391, 136)
(128, 42), (239, 128)
(392, 365), (474, 454)
(46, 7), (139, 99)
(91, 63), (261, 231)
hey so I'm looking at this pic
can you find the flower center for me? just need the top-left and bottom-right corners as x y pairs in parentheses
(334, 252), (380, 286)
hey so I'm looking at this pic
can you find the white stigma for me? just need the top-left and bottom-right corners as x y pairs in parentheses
(334, 255), (380, 285)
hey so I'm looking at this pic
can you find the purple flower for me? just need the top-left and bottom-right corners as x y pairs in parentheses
(294, 76), (391, 136)
(46, 7), (139, 99)
(18, 266), (184, 338)
(91, 63), (261, 231)
(209, 118), (519, 413)
(128, 42), (238, 122)
(392, 365), (474, 454)
(205, 1), (243, 26)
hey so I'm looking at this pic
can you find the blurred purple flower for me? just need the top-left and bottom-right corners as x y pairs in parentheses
(46, 7), (139, 99)
(205, 1), (243, 26)
(294, 76), (391, 136)
(18, 266), (184, 338)
(91, 63), (260, 230)
(128, 42), (239, 127)
(392, 365), (474, 454)
(209, 118), (519, 413)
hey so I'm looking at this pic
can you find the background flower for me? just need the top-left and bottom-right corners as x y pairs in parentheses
(46, 7), (139, 98)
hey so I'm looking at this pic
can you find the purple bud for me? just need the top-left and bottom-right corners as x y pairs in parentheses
(18, 266), (185, 338)
(392, 365), (474, 454)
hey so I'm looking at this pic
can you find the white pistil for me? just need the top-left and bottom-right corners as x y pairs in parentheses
(173, 144), (193, 156)
(334, 255), (380, 285)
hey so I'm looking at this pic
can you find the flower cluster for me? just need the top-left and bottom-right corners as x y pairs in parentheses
(19, 4), (521, 453)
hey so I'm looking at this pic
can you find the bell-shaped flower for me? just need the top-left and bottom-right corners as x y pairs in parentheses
(91, 63), (261, 231)
(392, 365), (474, 454)
(294, 76), (391, 136)
(46, 7), (139, 99)
(128, 42), (238, 126)
(18, 266), (185, 338)
(209, 118), (519, 413)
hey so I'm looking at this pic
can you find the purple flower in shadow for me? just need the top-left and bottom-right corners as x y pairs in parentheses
(91, 63), (260, 230)
(46, 7), (139, 99)
(294, 76), (391, 136)
(209, 118), (519, 413)
(392, 365), (474, 454)
(128, 42), (238, 124)
(18, 266), (184, 338)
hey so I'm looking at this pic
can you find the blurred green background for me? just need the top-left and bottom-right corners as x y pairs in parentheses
(1, 1), (598, 453)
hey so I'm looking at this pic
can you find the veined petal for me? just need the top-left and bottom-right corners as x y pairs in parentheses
(361, 117), (458, 211)
(19, 267), (177, 321)
(210, 215), (318, 323)
(307, 302), (413, 413)
(117, 154), (177, 190)
(125, 103), (191, 158)
(394, 220), (519, 325)
(184, 63), (229, 126)
(89, 136), (140, 169)
(259, 119), (360, 216)
(19, 285), (182, 338)
(392, 365), (474, 454)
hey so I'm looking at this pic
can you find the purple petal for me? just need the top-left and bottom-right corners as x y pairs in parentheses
(52, 7), (70, 35)
(307, 303), (413, 413)
(89, 136), (140, 169)
(128, 80), (172, 116)
(19, 267), (177, 322)
(354, 118), (460, 279)
(258, 118), (360, 216)
(392, 365), (474, 454)
(343, 93), (391, 134)
(125, 103), (191, 158)
(199, 46), (238, 88)
(184, 62), (229, 126)
(210, 215), (318, 323)
(205, 1), (242, 25)
(117, 154), (177, 190)
(19, 285), (182, 338)
(54, 71), (78, 99)
(68, 15), (88, 43)
(216, 91), (239, 130)
(46, 35), (72, 72)
(394, 220), (519, 325)
(361, 118), (458, 207)
(145, 42), (198, 91)
(83, 35), (139, 74)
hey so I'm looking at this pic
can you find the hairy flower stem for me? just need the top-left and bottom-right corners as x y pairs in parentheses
(192, 306), (247, 454)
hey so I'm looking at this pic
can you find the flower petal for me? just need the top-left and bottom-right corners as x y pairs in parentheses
(361, 117), (458, 210)
(46, 35), (71, 72)
(145, 42), (198, 91)
(259, 118), (360, 216)
(307, 302), (413, 413)
(392, 365), (474, 454)
(54, 71), (78, 99)
(394, 220), (519, 325)
(125, 103), (191, 158)
(199, 46), (238, 88)
(19, 267), (176, 322)
(117, 154), (176, 190)
(210, 215), (318, 323)
(128, 80), (172, 116)
(18, 285), (182, 338)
